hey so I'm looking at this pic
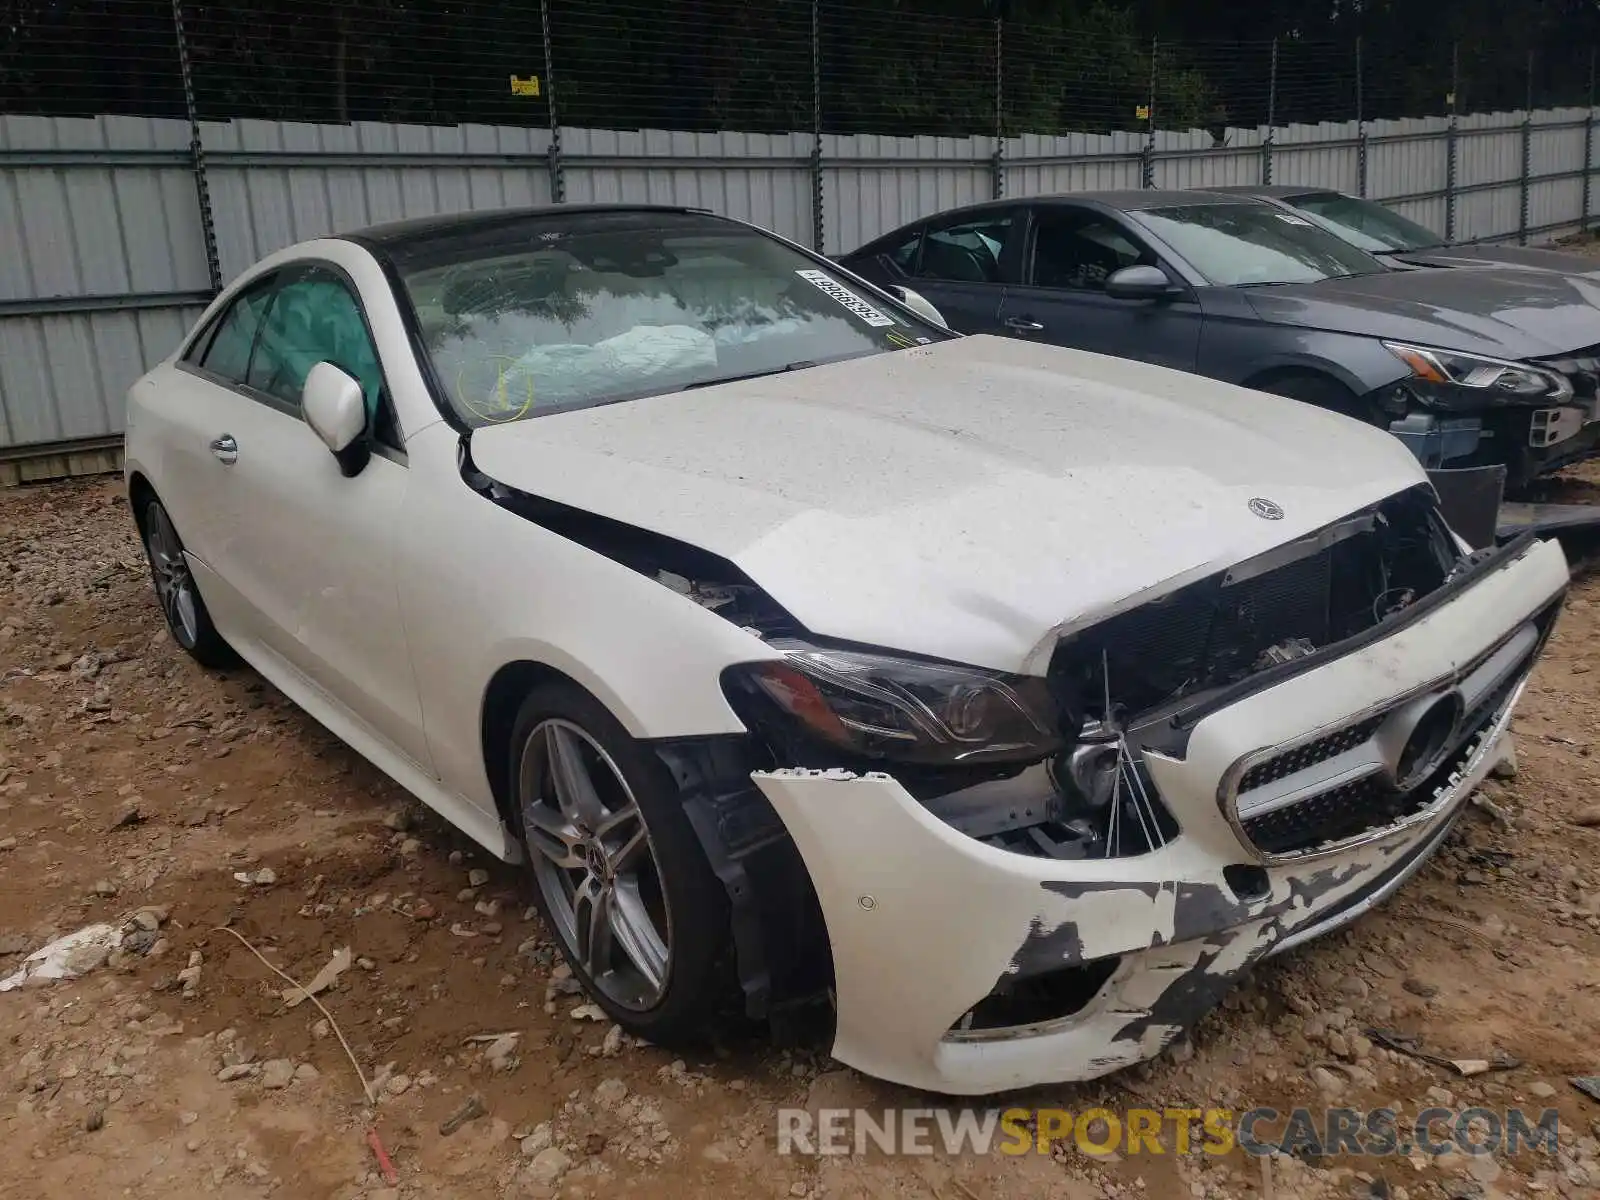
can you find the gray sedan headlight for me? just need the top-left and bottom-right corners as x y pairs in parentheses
(1384, 341), (1572, 408)
(730, 640), (1062, 765)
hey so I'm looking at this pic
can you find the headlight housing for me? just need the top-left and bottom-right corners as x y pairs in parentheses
(1383, 341), (1572, 408)
(728, 639), (1062, 766)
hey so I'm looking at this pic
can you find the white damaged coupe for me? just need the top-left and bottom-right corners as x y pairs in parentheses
(125, 206), (1569, 1095)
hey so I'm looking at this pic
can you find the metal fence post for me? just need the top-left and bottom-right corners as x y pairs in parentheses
(540, 0), (565, 203)
(1585, 49), (1596, 233)
(991, 16), (1005, 199)
(1262, 38), (1278, 185)
(1445, 44), (1459, 243)
(170, 0), (221, 293)
(1141, 38), (1157, 189)
(1519, 51), (1534, 245)
(810, 0), (824, 252)
(1355, 37), (1368, 198)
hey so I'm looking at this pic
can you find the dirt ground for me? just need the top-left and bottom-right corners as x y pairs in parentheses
(3, 475), (1600, 1200)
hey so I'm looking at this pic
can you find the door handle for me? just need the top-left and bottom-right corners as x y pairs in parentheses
(210, 434), (238, 465)
(1004, 316), (1045, 333)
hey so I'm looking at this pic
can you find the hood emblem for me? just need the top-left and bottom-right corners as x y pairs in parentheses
(1248, 497), (1285, 521)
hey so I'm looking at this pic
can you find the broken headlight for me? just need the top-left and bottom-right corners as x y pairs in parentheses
(1383, 341), (1572, 408)
(731, 640), (1062, 765)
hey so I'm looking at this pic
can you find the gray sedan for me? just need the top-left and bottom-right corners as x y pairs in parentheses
(1215, 185), (1600, 278)
(838, 190), (1600, 490)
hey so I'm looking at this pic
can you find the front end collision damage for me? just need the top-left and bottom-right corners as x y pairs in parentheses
(750, 763), (1491, 1094)
(461, 448), (834, 1019)
(465, 446), (1569, 1092)
(747, 536), (1566, 1094)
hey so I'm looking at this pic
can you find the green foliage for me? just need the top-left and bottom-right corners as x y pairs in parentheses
(0, 0), (1596, 131)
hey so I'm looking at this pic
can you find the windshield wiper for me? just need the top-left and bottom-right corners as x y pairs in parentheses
(1235, 270), (1374, 287)
(679, 361), (818, 391)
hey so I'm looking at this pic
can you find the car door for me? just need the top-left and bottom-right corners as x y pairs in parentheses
(158, 274), (280, 641)
(995, 205), (1203, 371)
(898, 208), (1021, 335)
(202, 262), (433, 770)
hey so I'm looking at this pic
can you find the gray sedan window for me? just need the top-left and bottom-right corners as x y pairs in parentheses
(1284, 192), (1445, 253)
(1132, 203), (1387, 287)
(1030, 211), (1152, 291)
(916, 214), (1012, 284)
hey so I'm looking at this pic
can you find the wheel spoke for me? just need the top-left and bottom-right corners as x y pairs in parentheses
(572, 873), (615, 979)
(545, 722), (606, 829)
(173, 585), (199, 641)
(607, 821), (649, 874)
(152, 508), (179, 563)
(611, 880), (669, 996)
(146, 504), (199, 644)
(161, 581), (182, 627)
(522, 801), (585, 870)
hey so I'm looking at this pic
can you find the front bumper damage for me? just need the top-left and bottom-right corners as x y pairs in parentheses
(749, 536), (1569, 1095)
(1387, 405), (1600, 488)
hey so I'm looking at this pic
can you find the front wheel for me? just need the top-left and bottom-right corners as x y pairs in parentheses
(139, 497), (235, 668)
(510, 682), (730, 1042)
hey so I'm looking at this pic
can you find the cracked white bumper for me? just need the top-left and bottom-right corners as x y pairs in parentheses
(752, 537), (1568, 1096)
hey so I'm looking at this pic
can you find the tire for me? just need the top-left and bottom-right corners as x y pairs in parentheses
(1256, 371), (1386, 427)
(139, 497), (237, 669)
(508, 680), (730, 1044)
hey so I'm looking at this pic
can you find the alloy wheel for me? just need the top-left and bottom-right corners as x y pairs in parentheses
(518, 718), (673, 1010)
(145, 503), (200, 647)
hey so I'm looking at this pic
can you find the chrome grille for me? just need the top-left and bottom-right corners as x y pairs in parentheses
(1241, 776), (1409, 857)
(1236, 681), (1519, 859)
(1236, 714), (1384, 794)
(1223, 607), (1555, 861)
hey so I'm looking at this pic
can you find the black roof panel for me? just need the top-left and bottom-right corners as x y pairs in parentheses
(343, 204), (730, 255)
(1210, 184), (1331, 199)
(878, 190), (1275, 222)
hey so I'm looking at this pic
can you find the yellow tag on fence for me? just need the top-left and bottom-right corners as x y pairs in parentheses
(510, 76), (542, 97)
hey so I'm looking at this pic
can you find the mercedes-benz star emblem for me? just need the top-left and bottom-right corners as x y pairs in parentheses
(1248, 497), (1285, 521)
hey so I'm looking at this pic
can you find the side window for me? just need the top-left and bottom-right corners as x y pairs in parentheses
(886, 229), (922, 274)
(1029, 211), (1154, 292)
(192, 283), (274, 383)
(916, 213), (1013, 285)
(246, 270), (384, 422)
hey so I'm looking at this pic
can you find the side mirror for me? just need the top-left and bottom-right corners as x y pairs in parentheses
(889, 285), (950, 329)
(302, 362), (367, 454)
(1105, 264), (1181, 302)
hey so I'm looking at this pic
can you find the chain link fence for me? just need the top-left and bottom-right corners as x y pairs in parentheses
(4, 0), (1597, 133)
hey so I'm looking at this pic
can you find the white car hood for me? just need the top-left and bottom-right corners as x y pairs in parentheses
(470, 335), (1428, 672)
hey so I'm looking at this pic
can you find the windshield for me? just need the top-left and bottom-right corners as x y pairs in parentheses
(1282, 192), (1445, 253)
(1131, 202), (1388, 287)
(391, 213), (946, 426)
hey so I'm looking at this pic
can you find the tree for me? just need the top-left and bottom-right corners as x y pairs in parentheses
(1, 0), (1595, 132)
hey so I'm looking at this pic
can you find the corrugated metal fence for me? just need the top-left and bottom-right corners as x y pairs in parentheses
(1, 105), (1597, 477)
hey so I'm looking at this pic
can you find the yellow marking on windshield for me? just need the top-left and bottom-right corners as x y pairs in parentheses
(456, 356), (536, 423)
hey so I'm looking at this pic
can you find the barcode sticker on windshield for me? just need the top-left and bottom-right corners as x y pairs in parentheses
(796, 269), (897, 327)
